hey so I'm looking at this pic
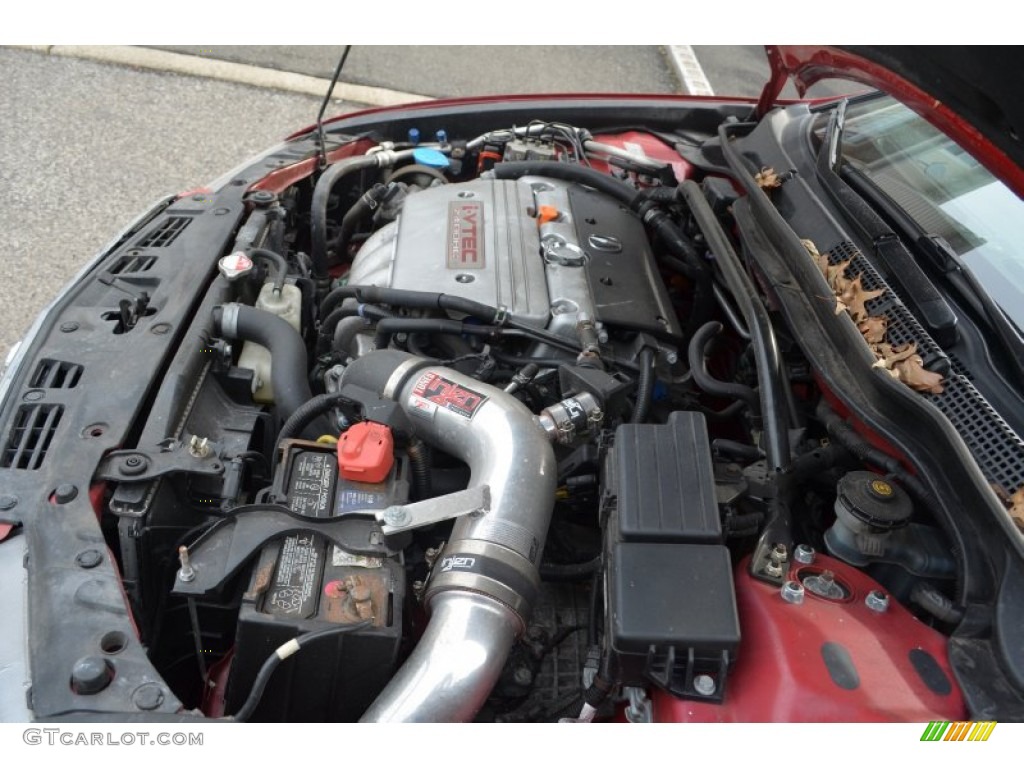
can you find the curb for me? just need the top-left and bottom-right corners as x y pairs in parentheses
(8, 45), (432, 107)
(665, 45), (715, 97)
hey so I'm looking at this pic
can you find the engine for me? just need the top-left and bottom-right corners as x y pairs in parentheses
(103, 118), (969, 724)
(347, 176), (682, 355)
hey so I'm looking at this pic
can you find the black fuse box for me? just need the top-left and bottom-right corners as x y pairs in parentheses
(608, 542), (739, 701)
(609, 411), (721, 543)
(603, 412), (740, 702)
(225, 440), (408, 721)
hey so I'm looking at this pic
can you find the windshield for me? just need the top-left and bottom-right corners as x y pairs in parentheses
(834, 95), (1024, 332)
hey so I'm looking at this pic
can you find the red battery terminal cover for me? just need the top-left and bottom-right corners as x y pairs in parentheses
(337, 421), (394, 483)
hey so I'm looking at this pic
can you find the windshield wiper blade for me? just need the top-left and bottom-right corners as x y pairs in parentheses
(815, 107), (959, 347)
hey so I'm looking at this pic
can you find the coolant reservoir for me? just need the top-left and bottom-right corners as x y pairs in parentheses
(237, 281), (302, 403)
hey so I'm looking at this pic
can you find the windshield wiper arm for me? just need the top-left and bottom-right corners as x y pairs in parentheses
(917, 235), (1024, 384)
(815, 106), (959, 347)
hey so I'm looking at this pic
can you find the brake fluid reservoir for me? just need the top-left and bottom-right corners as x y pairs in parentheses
(237, 281), (302, 403)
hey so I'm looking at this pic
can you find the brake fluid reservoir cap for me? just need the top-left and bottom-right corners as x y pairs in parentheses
(338, 421), (394, 483)
(412, 147), (450, 169)
(836, 471), (913, 531)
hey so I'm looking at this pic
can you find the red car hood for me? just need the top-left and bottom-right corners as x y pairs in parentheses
(759, 45), (1024, 199)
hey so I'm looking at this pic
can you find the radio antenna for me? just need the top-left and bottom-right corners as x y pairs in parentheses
(316, 45), (352, 169)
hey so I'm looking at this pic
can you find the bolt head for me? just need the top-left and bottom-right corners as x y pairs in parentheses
(383, 506), (409, 526)
(865, 589), (890, 613)
(693, 674), (716, 696)
(513, 666), (534, 686)
(59, 321), (79, 333)
(75, 549), (103, 569)
(794, 543), (816, 564)
(780, 580), (805, 605)
(71, 656), (112, 695)
(54, 484), (78, 504)
(120, 455), (148, 476)
(132, 683), (165, 711)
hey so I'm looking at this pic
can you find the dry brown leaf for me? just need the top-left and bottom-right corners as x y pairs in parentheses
(858, 316), (888, 344)
(1009, 487), (1024, 532)
(755, 166), (783, 190)
(826, 259), (852, 292)
(843, 275), (886, 321)
(877, 342), (920, 368)
(991, 485), (1024, 532)
(835, 297), (849, 315)
(893, 356), (945, 394)
(802, 239), (831, 279)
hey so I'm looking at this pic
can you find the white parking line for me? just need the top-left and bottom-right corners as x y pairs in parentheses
(666, 45), (715, 97)
(6, 45), (432, 107)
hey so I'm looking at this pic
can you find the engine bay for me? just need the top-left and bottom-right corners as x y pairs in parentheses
(6, 96), (1024, 722)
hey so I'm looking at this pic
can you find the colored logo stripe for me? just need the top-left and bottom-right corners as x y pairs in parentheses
(920, 721), (996, 742)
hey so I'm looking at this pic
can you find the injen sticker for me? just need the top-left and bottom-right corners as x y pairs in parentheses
(411, 372), (488, 419)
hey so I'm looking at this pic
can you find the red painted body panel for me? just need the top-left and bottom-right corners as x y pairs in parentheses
(286, 93), (759, 143)
(653, 554), (966, 722)
(762, 45), (1024, 199)
(590, 131), (694, 182)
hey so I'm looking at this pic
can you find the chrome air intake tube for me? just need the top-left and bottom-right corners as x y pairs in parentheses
(340, 351), (557, 722)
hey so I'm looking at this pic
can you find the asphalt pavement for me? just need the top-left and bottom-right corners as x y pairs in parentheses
(0, 44), (805, 361)
(0, 48), (331, 359)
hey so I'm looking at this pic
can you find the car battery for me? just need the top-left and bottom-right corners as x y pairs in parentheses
(225, 435), (409, 721)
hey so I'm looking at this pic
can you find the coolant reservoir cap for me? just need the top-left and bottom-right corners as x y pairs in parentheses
(338, 421), (395, 484)
(836, 471), (913, 531)
(412, 147), (450, 169)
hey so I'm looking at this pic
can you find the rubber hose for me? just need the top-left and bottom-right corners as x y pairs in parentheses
(320, 285), (497, 324)
(688, 321), (761, 417)
(406, 438), (432, 500)
(538, 555), (602, 582)
(814, 400), (934, 504)
(374, 318), (498, 350)
(319, 303), (392, 355)
(310, 155), (380, 279)
(725, 512), (765, 532)
(275, 391), (361, 446)
(248, 247), (289, 295)
(492, 161), (647, 210)
(335, 184), (387, 263)
(911, 583), (965, 624)
(712, 438), (764, 461)
(630, 348), (656, 423)
(214, 304), (313, 424)
(332, 315), (371, 358)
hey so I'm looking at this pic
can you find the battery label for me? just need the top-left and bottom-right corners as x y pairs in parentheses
(287, 451), (335, 518)
(331, 546), (384, 569)
(411, 372), (487, 419)
(266, 533), (323, 619)
(337, 488), (385, 514)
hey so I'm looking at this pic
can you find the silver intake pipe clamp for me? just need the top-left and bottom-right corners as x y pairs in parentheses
(343, 352), (557, 722)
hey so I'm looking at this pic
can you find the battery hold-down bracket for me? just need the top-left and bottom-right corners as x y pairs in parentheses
(173, 485), (491, 596)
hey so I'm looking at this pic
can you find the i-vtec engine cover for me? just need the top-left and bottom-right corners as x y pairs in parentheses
(347, 176), (682, 341)
(348, 179), (551, 328)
